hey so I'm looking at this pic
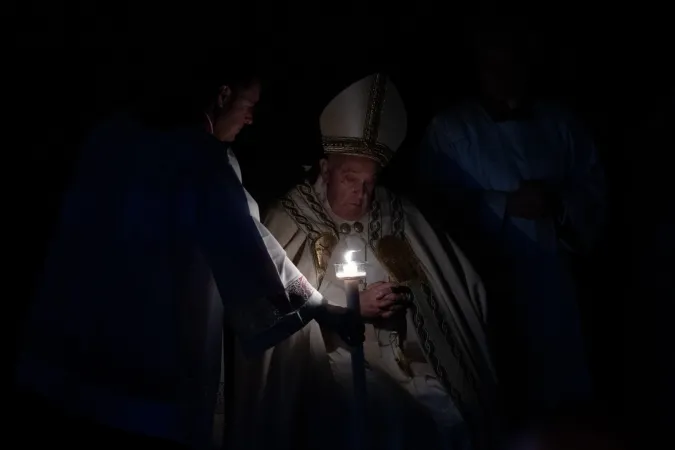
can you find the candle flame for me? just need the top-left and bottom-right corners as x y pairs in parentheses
(335, 249), (366, 279)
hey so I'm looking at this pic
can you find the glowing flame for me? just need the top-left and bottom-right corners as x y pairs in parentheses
(336, 250), (366, 279)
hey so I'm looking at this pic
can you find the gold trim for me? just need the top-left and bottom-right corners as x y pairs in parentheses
(296, 182), (340, 236)
(390, 195), (404, 238)
(280, 182), (340, 286)
(322, 137), (393, 166)
(322, 74), (393, 167)
(312, 232), (339, 286)
(363, 73), (387, 144)
(375, 236), (422, 284)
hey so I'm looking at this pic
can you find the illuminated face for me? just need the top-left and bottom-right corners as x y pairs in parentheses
(213, 81), (261, 142)
(320, 154), (379, 221)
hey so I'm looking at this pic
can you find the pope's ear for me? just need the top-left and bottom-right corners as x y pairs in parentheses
(217, 85), (232, 108)
(319, 158), (330, 178)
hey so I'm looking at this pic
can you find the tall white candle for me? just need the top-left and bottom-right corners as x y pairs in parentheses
(334, 249), (367, 450)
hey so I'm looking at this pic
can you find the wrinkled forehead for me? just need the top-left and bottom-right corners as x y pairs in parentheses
(330, 154), (379, 175)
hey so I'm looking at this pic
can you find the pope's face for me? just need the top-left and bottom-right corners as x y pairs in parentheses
(321, 155), (379, 221)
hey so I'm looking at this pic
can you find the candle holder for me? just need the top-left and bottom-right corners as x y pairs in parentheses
(335, 249), (367, 280)
(334, 261), (367, 280)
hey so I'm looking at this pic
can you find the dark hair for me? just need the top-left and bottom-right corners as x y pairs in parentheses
(132, 50), (261, 129)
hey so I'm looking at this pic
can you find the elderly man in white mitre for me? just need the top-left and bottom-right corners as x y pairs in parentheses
(261, 74), (499, 450)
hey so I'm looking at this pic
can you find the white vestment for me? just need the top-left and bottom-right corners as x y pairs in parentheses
(314, 200), (468, 450)
(215, 150), (323, 449)
(418, 101), (605, 414)
(236, 178), (499, 450)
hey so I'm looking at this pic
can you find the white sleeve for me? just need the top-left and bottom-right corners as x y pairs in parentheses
(231, 155), (322, 306)
(195, 159), (314, 355)
(253, 218), (323, 305)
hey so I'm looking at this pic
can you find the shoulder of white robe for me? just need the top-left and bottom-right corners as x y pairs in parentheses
(401, 197), (497, 383)
(424, 102), (478, 152)
(400, 198), (489, 325)
(262, 199), (305, 249)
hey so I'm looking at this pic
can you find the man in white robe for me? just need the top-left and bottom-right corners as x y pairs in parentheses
(415, 37), (605, 422)
(246, 74), (499, 450)
(205, 77), (358, 450)
(15, 70), (359, 450)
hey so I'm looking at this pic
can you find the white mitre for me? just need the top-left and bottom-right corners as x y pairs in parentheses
(320, 73), (407, 166)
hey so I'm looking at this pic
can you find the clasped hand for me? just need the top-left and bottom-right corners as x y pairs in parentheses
(360, 281), (411, 320)
(314, 281), (411, 345)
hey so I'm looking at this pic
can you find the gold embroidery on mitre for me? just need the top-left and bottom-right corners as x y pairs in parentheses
(322, 137), (393, 166)
(312, 232), (339, 284)
(321, 73), (394, 167)
(375, 235), (422, 283)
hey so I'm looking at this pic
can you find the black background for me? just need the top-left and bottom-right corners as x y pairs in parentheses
(9, 1), (675, 442)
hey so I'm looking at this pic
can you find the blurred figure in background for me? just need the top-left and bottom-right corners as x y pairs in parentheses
(415, 29), (605, 426)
